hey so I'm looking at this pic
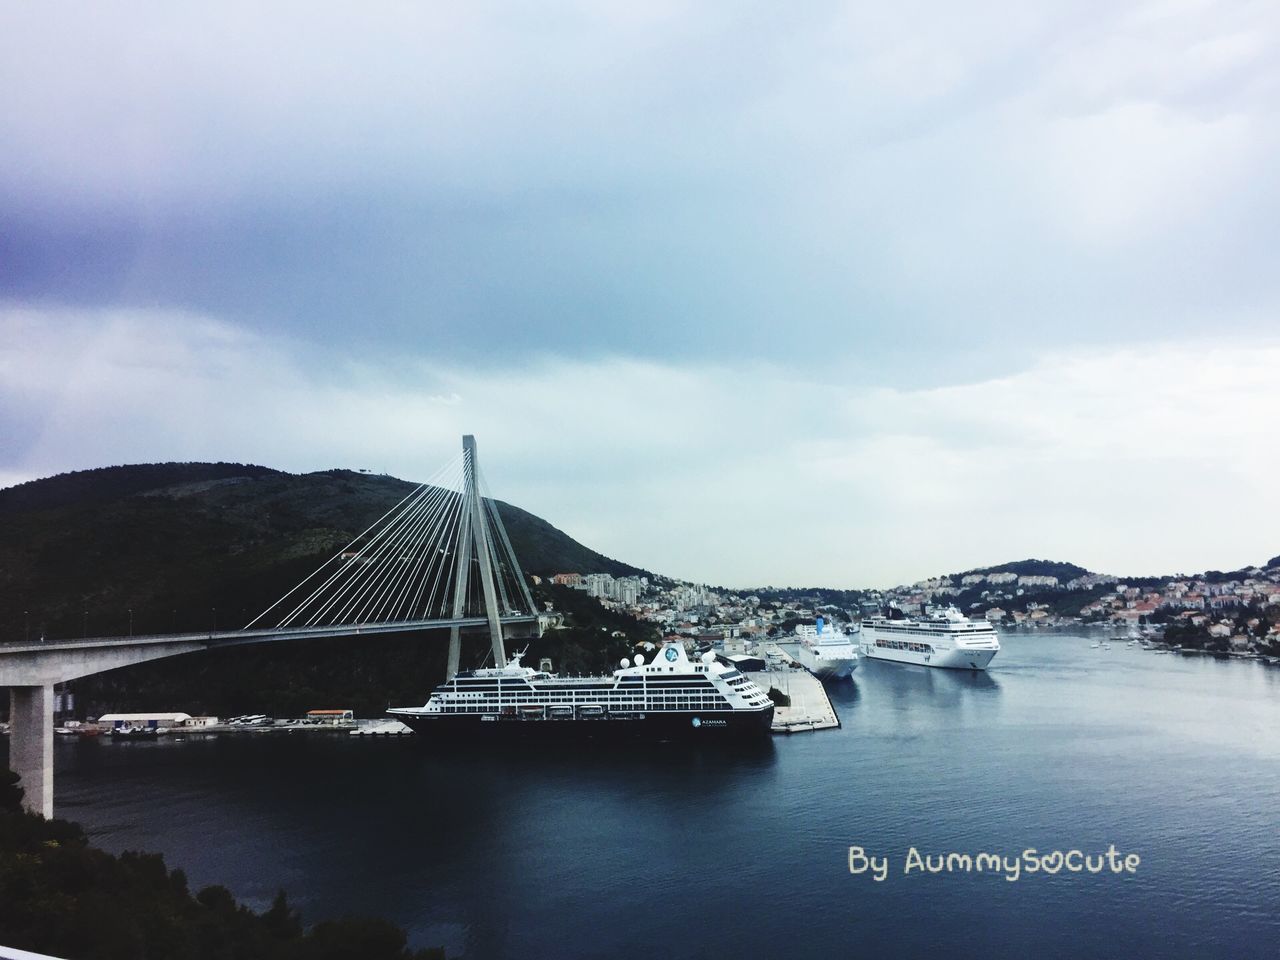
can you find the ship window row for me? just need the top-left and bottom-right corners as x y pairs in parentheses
(440, 701), (732, 716)
(485, 686), (718, 698)
(439, 701), (733, 714)
(446, 693), (647, 702)
(876, 626), (990, 637)
(442, 693), (732, 704)
(646, 675), (714, 685)
(445, 681), (727, 697)
(442, 692), (731, 705)
(875, 639), (934, 653)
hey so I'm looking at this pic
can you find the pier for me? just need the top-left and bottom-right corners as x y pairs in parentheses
(745, 643), (841, 733)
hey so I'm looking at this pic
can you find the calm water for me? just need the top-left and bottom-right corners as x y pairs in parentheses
(40, 635), (1280, 959)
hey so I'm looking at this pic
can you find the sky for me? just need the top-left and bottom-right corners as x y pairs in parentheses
(2, 1), (1278, 588)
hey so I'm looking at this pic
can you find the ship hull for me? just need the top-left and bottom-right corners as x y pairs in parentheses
(791, 647), (858, 679)
(861, 644), (997, 671)
(389, 706), (775, 740)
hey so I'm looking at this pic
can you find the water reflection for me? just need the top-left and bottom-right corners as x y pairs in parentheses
(44, 634), (1280, 960)
(823, 677), (861, 709)
(937, 667), (1001, 692)
(860, 658), (1002, 701)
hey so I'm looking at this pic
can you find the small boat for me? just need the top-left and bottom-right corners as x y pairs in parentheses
(349, 720), (413, 736)
(108, 722), (159, 739)
(1090, 642), (1100, 649)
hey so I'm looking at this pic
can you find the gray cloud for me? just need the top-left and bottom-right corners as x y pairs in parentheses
(2, 3), (1278, 584)
(3, 306), (1277, 586)
(2, 2), (1277, 377)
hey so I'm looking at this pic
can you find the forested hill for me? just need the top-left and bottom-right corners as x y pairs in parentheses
(0, 463), (282, 516)
(0, 462), (646, 644)
(0, 463), (654, 718)
(945, 559), (1092, 583)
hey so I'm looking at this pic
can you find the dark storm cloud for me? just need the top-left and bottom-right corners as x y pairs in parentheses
(1, 2), (1276, 375)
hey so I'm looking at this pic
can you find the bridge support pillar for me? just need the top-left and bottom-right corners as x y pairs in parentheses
(446, 626), (462, 679)
(8, 685), (54, 818)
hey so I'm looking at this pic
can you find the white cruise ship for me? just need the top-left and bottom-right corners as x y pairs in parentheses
(791, 618), (859, 679)
(860, 605), (1000, 671)
(388, 639), (775, 739)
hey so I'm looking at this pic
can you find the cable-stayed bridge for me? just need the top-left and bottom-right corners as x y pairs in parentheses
(1, 436), (541, 816)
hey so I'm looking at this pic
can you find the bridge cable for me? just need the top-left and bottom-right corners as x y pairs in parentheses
(246, 453), (463, 629)
(328, 466), (461, 625)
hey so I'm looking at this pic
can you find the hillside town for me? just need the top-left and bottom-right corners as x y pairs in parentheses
(536, 557), (1280, 657)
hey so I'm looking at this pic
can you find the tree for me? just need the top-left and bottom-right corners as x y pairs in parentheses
(0, 770), (23, 813)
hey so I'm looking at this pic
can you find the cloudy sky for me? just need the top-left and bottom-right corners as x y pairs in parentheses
(2, 1), (1277, 588)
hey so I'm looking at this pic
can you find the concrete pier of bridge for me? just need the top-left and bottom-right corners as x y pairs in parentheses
(8, 685), (54, 818)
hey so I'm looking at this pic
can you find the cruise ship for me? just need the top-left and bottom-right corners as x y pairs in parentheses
(860, 605), (1000, 670)
(388, 640), (775, 738)
(790, 618), (859, 679)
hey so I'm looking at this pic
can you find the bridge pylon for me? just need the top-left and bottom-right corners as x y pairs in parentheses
(448, 435), (508, 677)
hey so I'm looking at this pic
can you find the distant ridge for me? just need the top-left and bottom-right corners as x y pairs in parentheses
(0, 462), (282, 515)
(933, 555), (1278, 590)
(946, 559), (1092, 583)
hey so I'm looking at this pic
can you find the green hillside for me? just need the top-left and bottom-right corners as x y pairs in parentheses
(0, 463), (654, 717)
(948, 559), (1092, 583)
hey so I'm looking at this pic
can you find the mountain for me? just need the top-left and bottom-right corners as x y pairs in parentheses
(0, 463), (652, 717)
(945, 559), (1092, 584)
(0, 462), (644, 639)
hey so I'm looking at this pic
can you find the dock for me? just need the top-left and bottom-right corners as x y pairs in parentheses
(745, 643), (841, 734)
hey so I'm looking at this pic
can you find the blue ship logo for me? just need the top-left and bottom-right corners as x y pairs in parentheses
(691, 717), (701, 728)
(665, 647), (678, 662)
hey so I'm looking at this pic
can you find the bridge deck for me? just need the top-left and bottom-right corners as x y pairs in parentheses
(0, 615), (539, 656)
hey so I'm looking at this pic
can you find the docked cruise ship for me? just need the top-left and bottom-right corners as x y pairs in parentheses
(860, 605), (1000, 670)
(388, 640), (775, 738)
(791, 618), (859, 679)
